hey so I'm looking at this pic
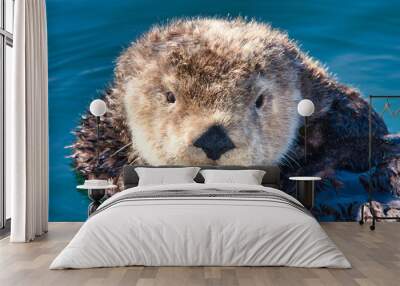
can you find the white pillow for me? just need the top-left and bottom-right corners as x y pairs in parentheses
(200, 169), (266, 185)
(135, 167), (200, 186)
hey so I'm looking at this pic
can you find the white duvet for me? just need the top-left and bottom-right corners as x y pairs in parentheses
(50, 183), (351, 269)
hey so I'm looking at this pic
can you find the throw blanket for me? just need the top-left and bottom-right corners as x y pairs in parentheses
(93, 188), (309, 217)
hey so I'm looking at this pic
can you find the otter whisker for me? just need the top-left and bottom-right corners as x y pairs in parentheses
(97, 143), (134, 169)
(282, 152), (301, 168)
(127, 153), (143, 166)
(278, 160), (290, 169)
(109, 142), (133, 158)
(286, 148), (299, 158)
(280, 155), (293, 169)
(285, 150), (301, 167)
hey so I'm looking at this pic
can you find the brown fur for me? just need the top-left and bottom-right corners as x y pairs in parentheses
(71, 18), (393, 196)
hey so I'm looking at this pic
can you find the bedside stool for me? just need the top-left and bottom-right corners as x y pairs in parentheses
(77, 183), (117, 216)
(289, 176), (321, 210)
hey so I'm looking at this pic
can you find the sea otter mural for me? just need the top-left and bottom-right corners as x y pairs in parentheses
(71, 18), (400, 220)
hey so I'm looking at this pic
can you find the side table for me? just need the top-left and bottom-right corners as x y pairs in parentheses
(77, 183), (117, 216)
(289, 176), (321, 210)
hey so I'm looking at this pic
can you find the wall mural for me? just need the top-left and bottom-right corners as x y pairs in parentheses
(48, 0), (400, 221)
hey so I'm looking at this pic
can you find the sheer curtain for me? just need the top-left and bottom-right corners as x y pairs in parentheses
(9, 0), (48, 242)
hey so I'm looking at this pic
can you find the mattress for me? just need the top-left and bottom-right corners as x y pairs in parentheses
(50, 183), (351, 269)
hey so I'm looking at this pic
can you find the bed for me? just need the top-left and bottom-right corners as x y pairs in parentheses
(50, 165), (350, 269)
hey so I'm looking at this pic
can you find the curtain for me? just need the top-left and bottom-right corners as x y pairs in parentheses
(9, 0), (49, 242)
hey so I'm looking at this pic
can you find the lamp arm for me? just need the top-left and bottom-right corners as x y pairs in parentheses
(96, 116), (100, 175)
(304, 116), (307, 164)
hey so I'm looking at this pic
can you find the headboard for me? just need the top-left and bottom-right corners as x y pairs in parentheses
(123, 165), (281, 190)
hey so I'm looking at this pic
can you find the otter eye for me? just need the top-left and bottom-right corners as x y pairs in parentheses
(165, 91), (176, 104)
(255, 94), (264, 108)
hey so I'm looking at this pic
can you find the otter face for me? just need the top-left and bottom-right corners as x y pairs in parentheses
(120, 19), (302, 166)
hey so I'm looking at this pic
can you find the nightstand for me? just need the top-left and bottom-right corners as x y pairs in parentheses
(289, 176), (321, 209)
(77, 181), (117, 216)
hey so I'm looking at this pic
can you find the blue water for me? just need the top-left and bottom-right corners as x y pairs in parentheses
(47, 0), (400, 221)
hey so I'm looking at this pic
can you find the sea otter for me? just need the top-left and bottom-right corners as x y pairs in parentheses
(71, 18), (399, 218)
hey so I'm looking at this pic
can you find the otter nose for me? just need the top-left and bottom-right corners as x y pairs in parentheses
(193, 125), (235, 161)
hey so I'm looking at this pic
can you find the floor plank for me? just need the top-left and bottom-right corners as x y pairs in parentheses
(0, 222), (399, 286)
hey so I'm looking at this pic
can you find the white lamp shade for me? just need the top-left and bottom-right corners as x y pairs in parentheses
(89, 99), (107, 117)
(297, 99), (315, 117)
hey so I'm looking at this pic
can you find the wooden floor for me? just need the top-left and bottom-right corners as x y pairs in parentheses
(0, 223), (399, 286)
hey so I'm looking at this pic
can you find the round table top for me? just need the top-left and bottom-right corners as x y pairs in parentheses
(289, 176), (321, 181)
(77, 184), (118, 190)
